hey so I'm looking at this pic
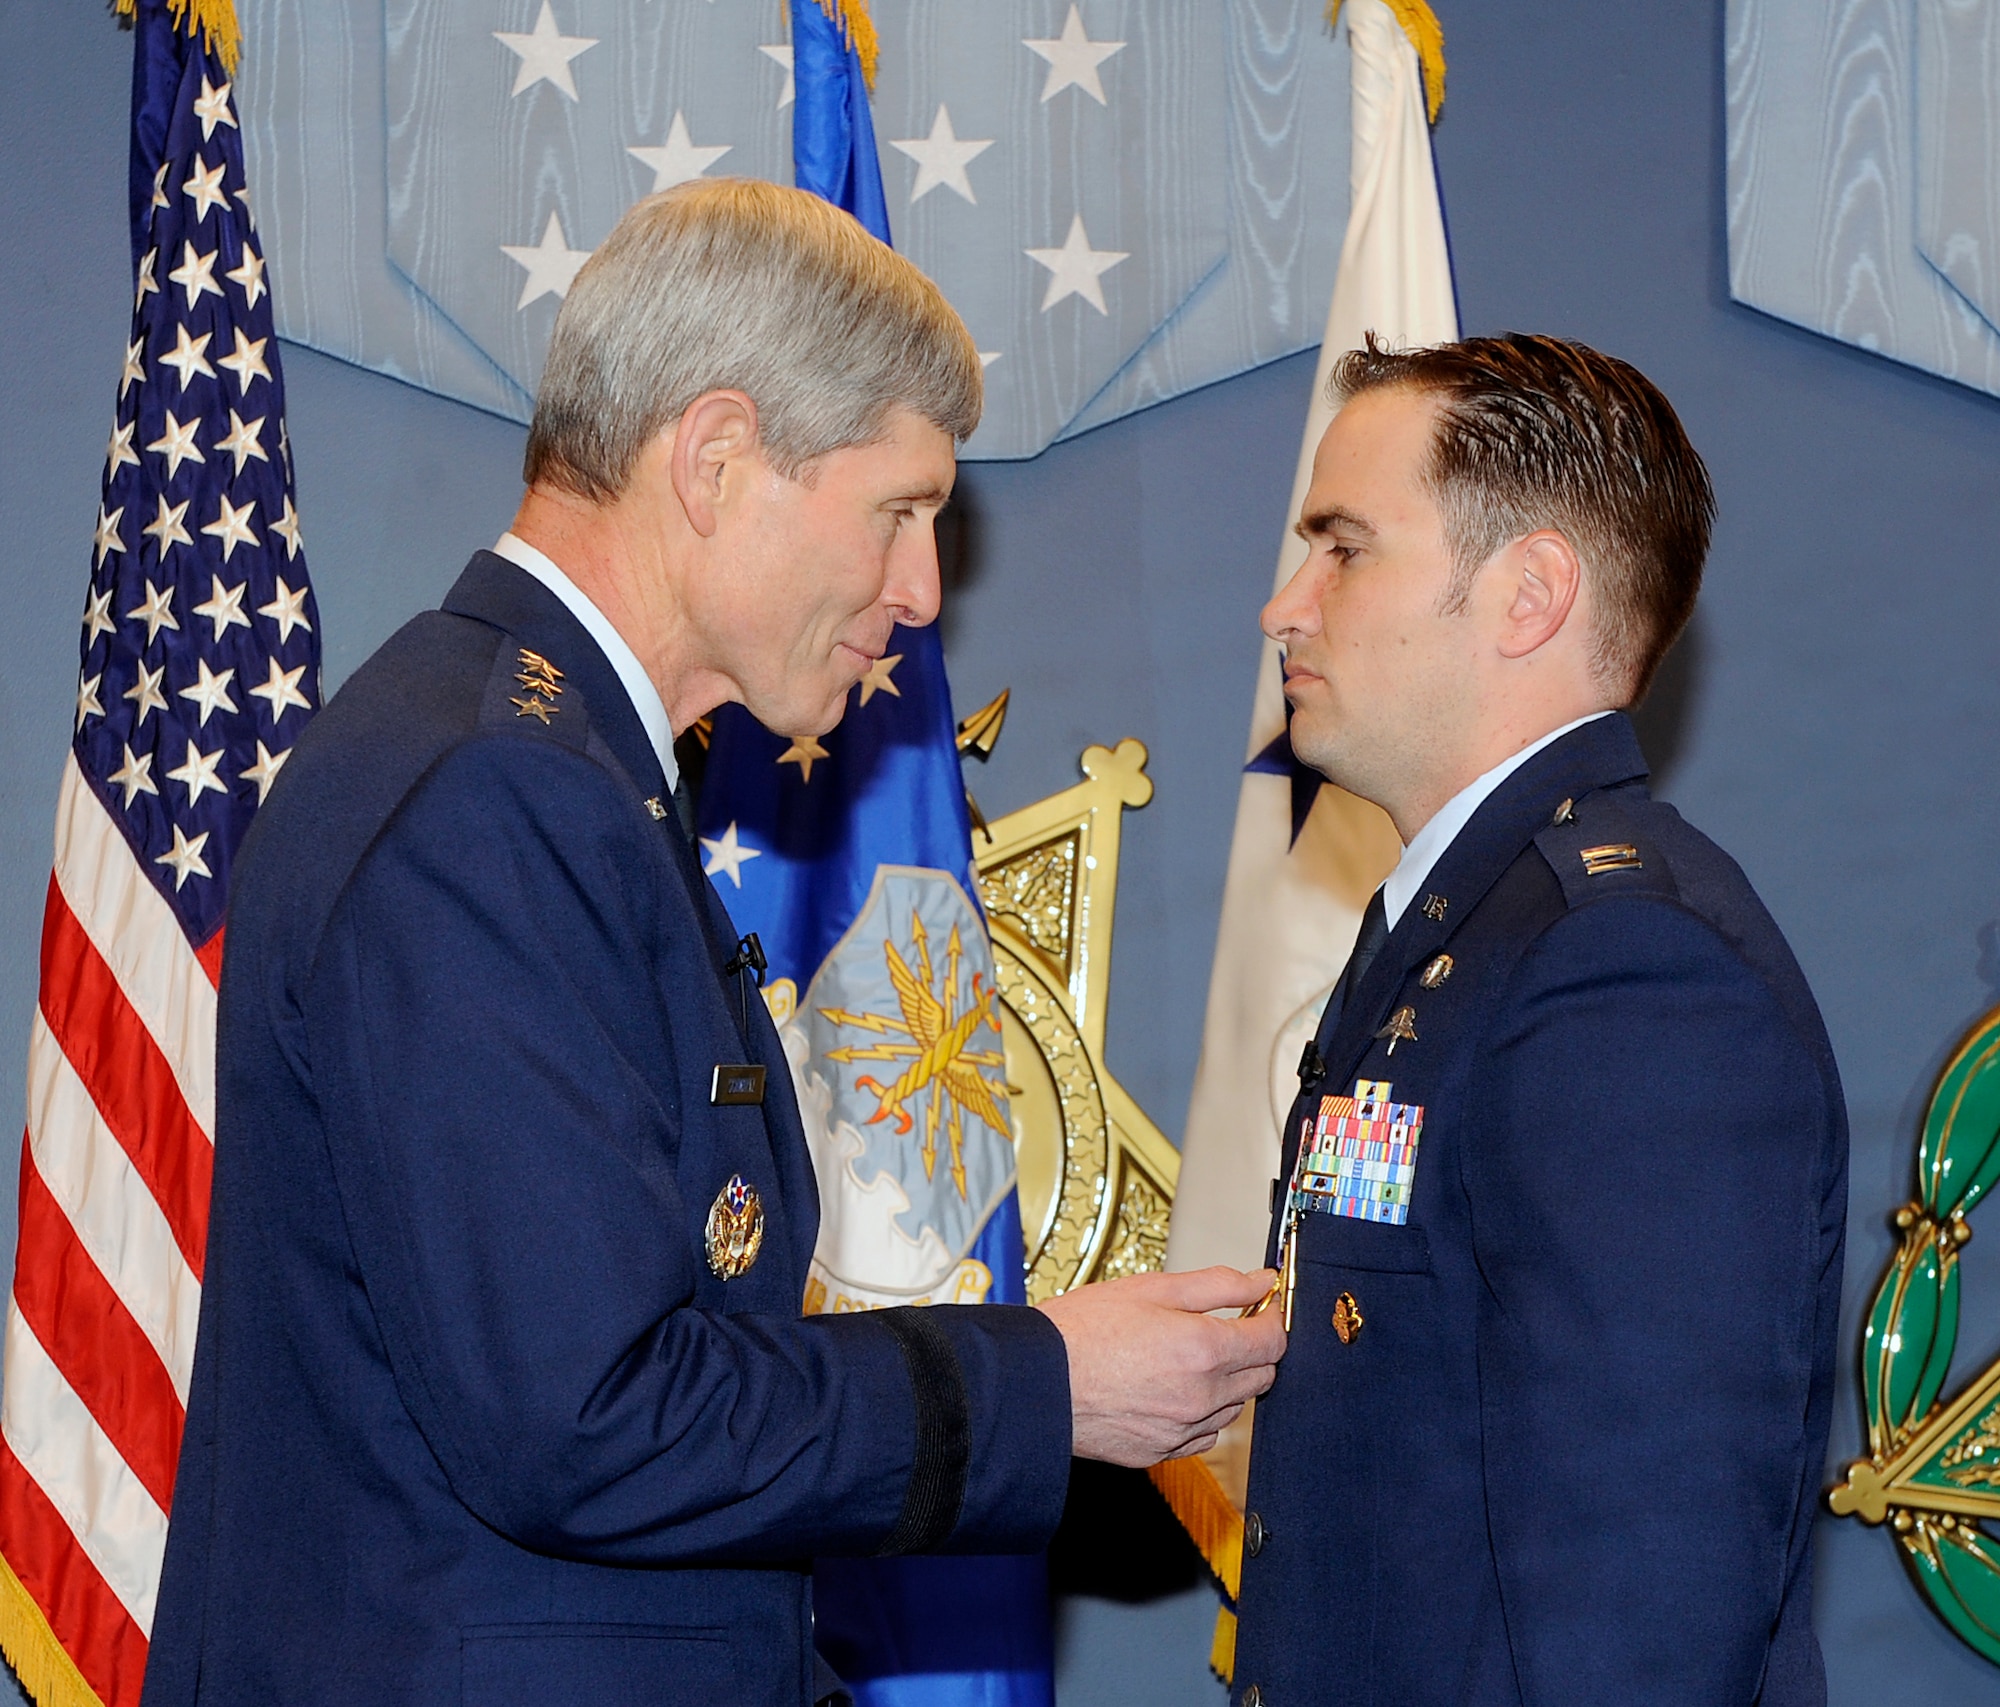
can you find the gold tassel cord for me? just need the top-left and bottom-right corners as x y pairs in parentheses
(0, 1548), (107, 1707)
(110, 0), (240, 75)
(813, 0), (880, 93)
(1330, 0), (1446, 123)
(1147, 1455), (1247, 1684)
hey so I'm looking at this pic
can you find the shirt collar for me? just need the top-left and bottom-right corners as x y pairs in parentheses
(491, 532), (678, 791)
(1381, 711), (1614, 930)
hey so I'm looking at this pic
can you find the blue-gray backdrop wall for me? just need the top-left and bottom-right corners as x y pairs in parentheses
(5, 2), (2000, 1703)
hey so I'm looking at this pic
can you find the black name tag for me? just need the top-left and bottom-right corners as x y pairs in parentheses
(710, 1065), (767, 1106)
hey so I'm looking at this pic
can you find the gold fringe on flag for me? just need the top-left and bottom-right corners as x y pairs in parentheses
(1146, 1454), (1246, 1683)
(1330, 0), (1446, 122)
(110, 0), (241, 75)
(0, 1548), (107, 1707)
(812, 0), (879, 92)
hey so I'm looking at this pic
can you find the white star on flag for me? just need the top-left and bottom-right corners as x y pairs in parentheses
(107, 743), (160, 807)
(182, 156), (230, 223)
(201, 492), (260, 561)
(269, 499), (305, 562)
(192, 574), (253, 639)
(502, 212), (593, 309)
(1026, 215), (1128, 313)
(627, 113), (732, 193)
(1024, 6), (1125, 104)
(92, 505), (125, 569)
(82, 587), (117, 645)
(128, 575), (181, 639)
(134, 248), (158, 311)
(167, 241), (224, 311)
(218, 327), (272, 394)
(192, 75), (236, 141)
(166, 741), (229, 805)
(215, 409), (268, 475)
(147, 410), (205, 480)
(159, 324), (215, 391)
(241, 740), (291, 803)
(154, 824), (213, 891)
(107, 418), (140, 475)
(120, 336), (146, 398)
(141, 497), (193, 558)
(150, 161), (171, 210)
(890, 106), (994, 205)
(700, 821), (763, 888)
(227, 245), (267, 310)
(758, 44), (795, 107)
(75, 672), (104, 731)
(178, 659), (239, 726)
(250, 657), (312, 721)
(123, 661), (169, 725)
(259, 576), (313, 641)
(495, 1), (597, 101)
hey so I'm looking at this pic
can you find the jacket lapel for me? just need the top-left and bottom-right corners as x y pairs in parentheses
(1321, 714), (1652, 1081)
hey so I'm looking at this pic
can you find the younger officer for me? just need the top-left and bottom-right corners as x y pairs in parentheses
(1232, 336), (1846, 1706)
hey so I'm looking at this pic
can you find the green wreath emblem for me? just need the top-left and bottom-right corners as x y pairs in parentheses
(1830, 1007), (2000, 1663)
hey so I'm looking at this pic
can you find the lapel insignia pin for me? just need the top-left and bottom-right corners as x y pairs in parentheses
(705, 1174), (765, 1279)
(1421, 893), (1448, 923)
(1580, 842), (1643, 876)
(1375, 1005), (1419, 1055)
(1552, 797), (1576, 826)
(644, 797), (668, 821)
(1297, 1040), (1327, 1090)
(1332, 1291), (1364, 1344)
(1420, 954), (1453, 990)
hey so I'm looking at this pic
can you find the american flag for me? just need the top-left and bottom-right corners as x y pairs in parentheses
(0, 3), (318, 1703)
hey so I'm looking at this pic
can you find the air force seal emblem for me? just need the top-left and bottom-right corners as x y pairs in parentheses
(775, 867), (1016, 1314)
(704, 1174), (764, 1280)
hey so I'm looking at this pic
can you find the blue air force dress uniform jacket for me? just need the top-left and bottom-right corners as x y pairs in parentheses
(1231, 715), (1848, 1707)
(141, 554), (1072, 1707)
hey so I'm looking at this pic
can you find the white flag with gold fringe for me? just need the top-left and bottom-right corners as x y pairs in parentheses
(1167, 0), (1457, 1282)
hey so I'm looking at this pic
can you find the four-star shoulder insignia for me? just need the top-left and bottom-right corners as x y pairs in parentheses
(511, 647), (564, 722)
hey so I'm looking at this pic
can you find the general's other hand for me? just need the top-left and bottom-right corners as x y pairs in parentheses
(1035, 1266), (1286, 1467)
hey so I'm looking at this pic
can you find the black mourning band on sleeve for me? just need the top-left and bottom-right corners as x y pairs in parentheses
(873, 1308), (971, 1555)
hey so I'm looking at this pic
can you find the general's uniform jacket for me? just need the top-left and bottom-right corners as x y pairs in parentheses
(1232, 715), (1848, 1707)
(142, 555), (1071, 1707)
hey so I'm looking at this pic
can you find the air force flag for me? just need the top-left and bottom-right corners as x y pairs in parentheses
(694, 7), (1052, 1703)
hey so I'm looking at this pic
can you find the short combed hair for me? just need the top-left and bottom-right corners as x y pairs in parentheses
(525, 178), (983, 499)
(1330, 333), (1715, 700)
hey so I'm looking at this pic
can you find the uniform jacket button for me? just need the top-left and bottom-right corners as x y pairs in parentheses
(1242, 1686), (1264, 1707)
(1244, 1510), (1266, 1557)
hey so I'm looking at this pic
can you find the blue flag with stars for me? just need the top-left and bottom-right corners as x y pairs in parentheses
(693, 6), (1053, 1705)
(85, 0), (320, 946)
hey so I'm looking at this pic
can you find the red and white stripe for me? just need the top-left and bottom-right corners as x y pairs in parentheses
(3, 756), (219, 1707)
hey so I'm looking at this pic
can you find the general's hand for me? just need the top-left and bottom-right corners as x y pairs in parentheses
(1035, 1266), (1286, 1467)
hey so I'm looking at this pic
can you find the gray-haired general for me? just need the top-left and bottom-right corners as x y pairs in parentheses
(140, 179), (1287, 1707)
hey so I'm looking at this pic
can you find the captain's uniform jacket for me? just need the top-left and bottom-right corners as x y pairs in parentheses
(142, 554), (1072, 1707)
(1231, 715), (1847, 1707)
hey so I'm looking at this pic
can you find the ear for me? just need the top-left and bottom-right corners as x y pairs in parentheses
(666, 390), (760, 540)
(1495, 529), (1582, 661)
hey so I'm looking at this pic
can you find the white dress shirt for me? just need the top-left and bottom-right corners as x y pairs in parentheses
(491, 532), (679, 792)
(1380, 711), (1613, 929)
